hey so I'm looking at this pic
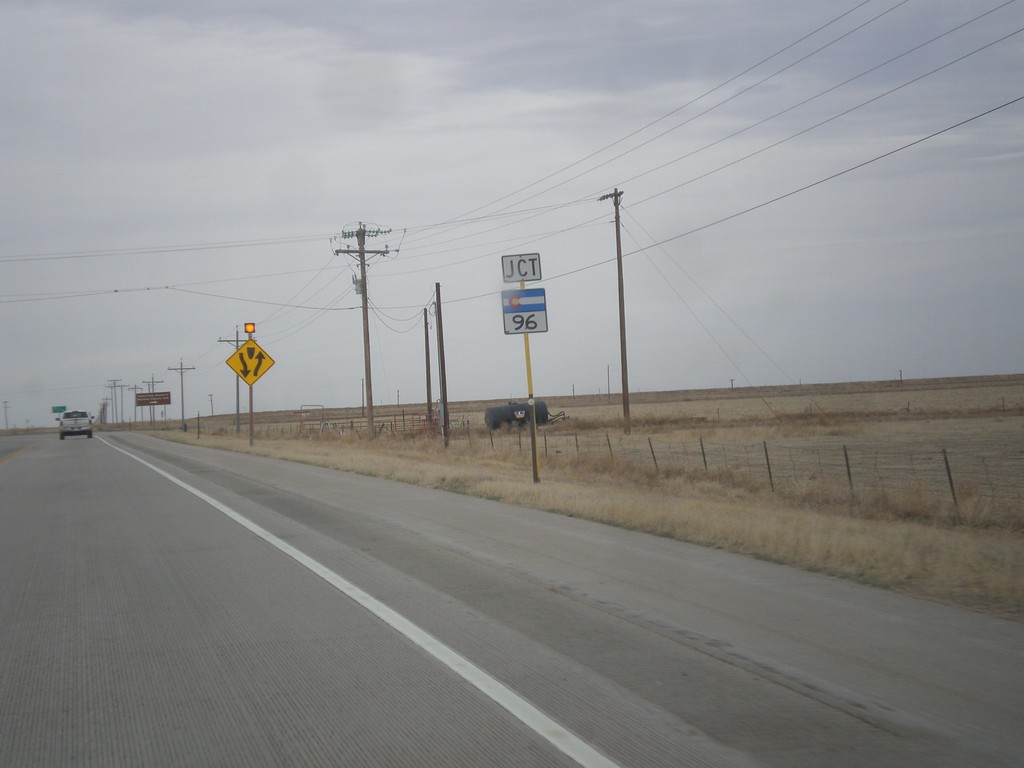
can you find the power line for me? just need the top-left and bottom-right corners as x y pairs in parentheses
(344, 6), (1021, 275)
(169, 286), (361, 311)
(7, 93), (1018, 317)
(626, 21), (1024, 206)
(460, 0), (915, 218)
(3, 18), (1017, 340)
(439, 93), (1024, 307)
(622, 210), (784, 388)
(631, 94), (1024, 253)
(395, 0), (882, 250)
(0, 233), (335, 264)
(2, 5), (1014, 288)
(394, 3), (1019, 262)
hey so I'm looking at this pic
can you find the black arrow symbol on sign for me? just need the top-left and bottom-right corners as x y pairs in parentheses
(237, 351), (251, 377)
(252, 351), (264, 377)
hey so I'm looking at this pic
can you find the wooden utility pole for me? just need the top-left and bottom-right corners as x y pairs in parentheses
(435, 283), (450, 448)
(106, 379), (121, 425)
(218, 328), (242, 434)
(423, 307), (432, 428)
(129, 385), (143, 424)
(335, 223), (390, 438)
(167, 359), (195, 431)
(144, 374), (164, 427)
(600, 188), (631, 434)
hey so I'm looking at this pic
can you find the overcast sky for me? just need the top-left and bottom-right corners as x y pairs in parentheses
(2, 0), (1022, 427)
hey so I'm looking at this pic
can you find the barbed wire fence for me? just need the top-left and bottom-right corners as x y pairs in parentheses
(484, 429), (1024, 521)
(244, 408), (1022, 524)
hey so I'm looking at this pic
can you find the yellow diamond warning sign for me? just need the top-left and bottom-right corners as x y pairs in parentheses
(226, 340), (275, 385)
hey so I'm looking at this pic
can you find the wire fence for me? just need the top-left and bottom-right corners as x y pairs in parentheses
(485, 429), (1024, 510)
(231, 408), (1022, 517)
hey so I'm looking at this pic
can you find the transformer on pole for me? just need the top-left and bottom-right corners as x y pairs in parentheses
(334, 222), (391, 438)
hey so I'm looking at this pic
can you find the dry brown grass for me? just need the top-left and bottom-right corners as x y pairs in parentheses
(156, 428), (1023, 619)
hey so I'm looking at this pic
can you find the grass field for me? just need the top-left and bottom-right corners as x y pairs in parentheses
(152, 374), (1024, 619)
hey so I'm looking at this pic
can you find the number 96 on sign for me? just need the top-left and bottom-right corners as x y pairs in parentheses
(502, 288), (548, 335)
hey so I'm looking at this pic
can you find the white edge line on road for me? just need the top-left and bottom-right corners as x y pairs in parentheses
(103, 438), (622, 768)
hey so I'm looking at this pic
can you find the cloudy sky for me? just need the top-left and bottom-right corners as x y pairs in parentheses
(2, 0), (1022, 427)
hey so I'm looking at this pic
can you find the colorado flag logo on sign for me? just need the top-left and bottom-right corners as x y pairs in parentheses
(501, 288), (548, 334)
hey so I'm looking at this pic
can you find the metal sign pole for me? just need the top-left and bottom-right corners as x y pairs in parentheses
(247, 326), (255, 447)
(521, 281), (540, 484)
(501, 255), (545, 484)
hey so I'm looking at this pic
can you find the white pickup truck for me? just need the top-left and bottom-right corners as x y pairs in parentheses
(57, 410), (93, 439)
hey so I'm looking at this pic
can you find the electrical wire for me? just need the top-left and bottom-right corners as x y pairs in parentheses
(0, 233), (335, 264)
(629, 94), (1024, 253)
(622, 209), (792, 388)
(628, 23), (1024, 207)
(3, 7), (1018, 338)
(4, 5), (1013, 280)
(450, 0), (915, 219)
(368, 299), (427, 328)
(369, 4), (1021, 273)
(437, 93), (1024, 307)
(7, 91), (1018, 316)
(394, 0), (882, 250)
(169, 286), (361, 311)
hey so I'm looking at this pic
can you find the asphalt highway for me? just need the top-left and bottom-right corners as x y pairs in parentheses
(1, 432), (1021, 767)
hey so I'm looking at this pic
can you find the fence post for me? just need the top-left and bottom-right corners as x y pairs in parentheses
(648, 437), (658, 471)
(606, 433), (614, 458)
(575, 434), (579, 454)
(543, 432), (548, 457)
(763, 441), (774, 492)
(942, 448), (959, 508)
(843, 445), (854, 495)
(699, 437), (708, 470)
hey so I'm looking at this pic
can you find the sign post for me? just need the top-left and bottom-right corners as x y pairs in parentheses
(225, 325), (275, 447)
(501, 254), (546, 483)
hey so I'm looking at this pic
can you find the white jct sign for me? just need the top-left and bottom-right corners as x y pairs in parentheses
(502, 253), (542, 283)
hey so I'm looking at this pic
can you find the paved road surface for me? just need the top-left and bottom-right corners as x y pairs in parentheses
(1, 433), (1021, 766)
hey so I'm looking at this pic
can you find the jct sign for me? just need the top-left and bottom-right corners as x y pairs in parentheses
(502, 253), (542, 283)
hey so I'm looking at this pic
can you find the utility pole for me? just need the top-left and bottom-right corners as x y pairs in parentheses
(423, 307), (432, 429)
(435, 283), (450, 448)
(218, 328), (242, 434)
(168, 359), (195, 431)
(128, 385), (143, 425)
(335, 222), (391, 438)
(144, 374), (164, 428)
(116, 383), (128, 423)
(2, 400), (8, 430)
(599, 188), (631, 434)
(107, 379), (121, 425)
